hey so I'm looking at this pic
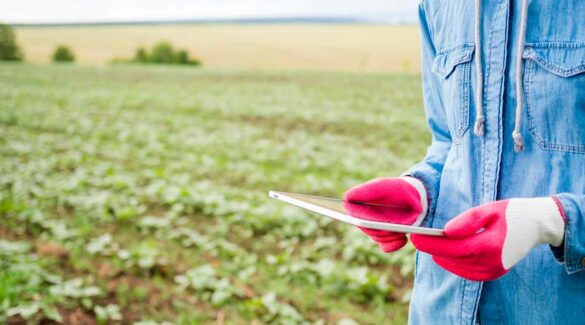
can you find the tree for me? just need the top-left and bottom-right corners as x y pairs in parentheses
(0, 24), (23, 61)
(148, 42), (175, 64)
(52, 45), (75, 63)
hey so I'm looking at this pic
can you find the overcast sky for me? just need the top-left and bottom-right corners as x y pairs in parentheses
(0, 0), (418, 24)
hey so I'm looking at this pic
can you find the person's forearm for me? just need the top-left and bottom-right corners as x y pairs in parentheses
(405, 3), (454, 225)
(404, 139), (450, 225)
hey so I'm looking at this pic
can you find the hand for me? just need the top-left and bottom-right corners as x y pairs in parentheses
(410, 197), (566, 281)
(343, 177), (428, 252)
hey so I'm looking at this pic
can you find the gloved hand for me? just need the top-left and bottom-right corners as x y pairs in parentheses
(343, 177), (428, 252)
(410, 197), (566, 281)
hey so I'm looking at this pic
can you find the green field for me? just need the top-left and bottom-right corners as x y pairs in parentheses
(15, 25), (421, 73)
(0, 63), (428, 324)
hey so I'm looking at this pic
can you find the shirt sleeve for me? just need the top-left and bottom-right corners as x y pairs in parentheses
(403, 2), (453, 226)
(550, 193), (585, 274)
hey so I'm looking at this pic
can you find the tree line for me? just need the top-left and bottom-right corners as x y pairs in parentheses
(0, 24), (201, 66)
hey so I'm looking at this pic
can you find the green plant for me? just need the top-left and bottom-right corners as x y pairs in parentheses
(0, 24), (23, 61)
(0, 240), (102, 323)
(52, 45), (75, 62)
(130, 41), (201, 66)
(175, 265), (243, 306)
(94, 304), (123, 324)
(243, 292), (304, 324)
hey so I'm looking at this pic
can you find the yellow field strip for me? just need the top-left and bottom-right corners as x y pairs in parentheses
(15, 24), (421, 73)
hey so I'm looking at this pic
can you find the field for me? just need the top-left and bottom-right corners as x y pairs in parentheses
(0, 63), (428, 324)
(14, 25), (421, 73)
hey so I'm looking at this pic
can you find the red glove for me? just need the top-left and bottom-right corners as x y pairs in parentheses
(343, 177), (428, 252)
(410, 198), (566, 281)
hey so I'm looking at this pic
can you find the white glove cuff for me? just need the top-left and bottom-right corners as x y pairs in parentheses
(502, 197), (566, 269)
(400, 176), (429, 227)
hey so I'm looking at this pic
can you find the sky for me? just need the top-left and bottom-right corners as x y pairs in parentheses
(0, 0), (418, 24)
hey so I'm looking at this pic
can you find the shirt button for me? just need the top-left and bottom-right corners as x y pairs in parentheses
(581, 258), (585, 267)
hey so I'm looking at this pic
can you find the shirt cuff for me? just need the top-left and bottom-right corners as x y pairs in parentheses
(550, 194), (585, 274)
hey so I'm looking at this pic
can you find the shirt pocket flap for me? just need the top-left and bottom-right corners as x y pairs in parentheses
(523, 44), (585, 78)
(432, 44), (475, 79)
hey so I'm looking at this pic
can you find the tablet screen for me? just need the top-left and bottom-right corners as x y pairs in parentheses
(269, 191), (443, 236)
(276, 192), (416, 225)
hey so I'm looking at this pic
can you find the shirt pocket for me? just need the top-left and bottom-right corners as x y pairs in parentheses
(523, 43), (585, 153)
(432, 44), (475, 142)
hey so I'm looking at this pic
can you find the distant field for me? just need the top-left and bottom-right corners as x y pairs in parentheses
(15, 24), (421, 72)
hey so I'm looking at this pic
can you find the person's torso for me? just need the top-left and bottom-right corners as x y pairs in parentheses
(410, 0), (585, 323)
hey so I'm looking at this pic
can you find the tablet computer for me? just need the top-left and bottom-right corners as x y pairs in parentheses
(269, 191), (444, 236)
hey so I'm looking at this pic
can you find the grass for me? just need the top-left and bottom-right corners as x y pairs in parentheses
(0, 63), (428, 324)
(14, 24), (421, 73)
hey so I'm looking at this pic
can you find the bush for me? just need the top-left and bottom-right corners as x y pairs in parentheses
(174, 50), (190, 65)
(131, 41), (200, 66)
(134, 48), (148, 62)
(0, 24), (23, 61)
(52, 45), (75, 63)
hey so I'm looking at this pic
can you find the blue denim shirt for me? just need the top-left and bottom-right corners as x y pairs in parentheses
(407, 0), (585, 323)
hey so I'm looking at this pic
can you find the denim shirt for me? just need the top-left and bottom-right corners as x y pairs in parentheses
(407, 0), (585, 323)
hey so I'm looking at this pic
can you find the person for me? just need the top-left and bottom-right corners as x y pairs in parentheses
(344, 0), (585, 323)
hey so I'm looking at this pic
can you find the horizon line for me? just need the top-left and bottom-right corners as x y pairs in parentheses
(4, 15), (417, 27)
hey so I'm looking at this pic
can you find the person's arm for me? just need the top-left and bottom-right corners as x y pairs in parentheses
(410, 198), (566, 281)
(404, 2), (453, 225)
(342, 3), (452, 253)
(550, 194), (585, 274)
(403, 194), (584, 281)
